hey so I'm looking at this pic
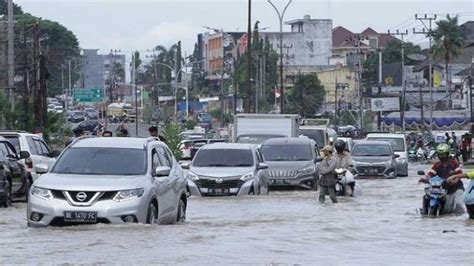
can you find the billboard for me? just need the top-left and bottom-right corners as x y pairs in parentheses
(370, 97), (400, 112)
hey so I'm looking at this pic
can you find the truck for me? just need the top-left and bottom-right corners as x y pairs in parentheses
(233, 114), (300, 144)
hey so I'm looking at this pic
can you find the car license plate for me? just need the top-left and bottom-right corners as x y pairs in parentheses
(271, 179), (286, 185)
(64, 211), (97, 223)
(212, 188), (229, 194)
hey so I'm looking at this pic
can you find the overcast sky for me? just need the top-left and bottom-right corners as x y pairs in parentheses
(15, 0), (474, 58)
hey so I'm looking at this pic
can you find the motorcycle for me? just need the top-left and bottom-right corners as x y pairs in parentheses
(418, 170), (447, 216)
(416, 147), (426, 161)
(408, 148), (418, 162)
(335, 168), (356, 197)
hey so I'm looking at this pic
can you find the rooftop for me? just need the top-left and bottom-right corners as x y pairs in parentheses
(72, 137), (155, 149)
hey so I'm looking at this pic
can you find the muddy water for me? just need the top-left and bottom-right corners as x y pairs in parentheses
(1, 166), (472, 264)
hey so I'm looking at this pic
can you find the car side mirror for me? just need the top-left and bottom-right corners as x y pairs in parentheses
(417, 170), (425, 176)
(180, 162), (190, 170)
(35, 164), (49, 174)
(257, 162), (268, 170)
(393, 154), (400, 158)
(50, 150), (61, 158)
(154, 166), (171, 177)
(19, 151), (30, 160)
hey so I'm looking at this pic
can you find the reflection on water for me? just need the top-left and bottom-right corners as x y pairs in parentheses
(0, 167), (472, 264)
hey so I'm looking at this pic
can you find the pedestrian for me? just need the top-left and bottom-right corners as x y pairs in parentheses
(117, 128), (129, 137)
(445, 132), (451, 145)
(65, 128), (84, 147)
(318, 145), (338, 203)
(102, 130), (113, 137)
(148, 125), (167, 143)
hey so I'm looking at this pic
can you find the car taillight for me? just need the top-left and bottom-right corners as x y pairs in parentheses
(25, 158), (33, 169)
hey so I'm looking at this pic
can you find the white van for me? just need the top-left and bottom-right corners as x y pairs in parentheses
(366, 133), (408, 177)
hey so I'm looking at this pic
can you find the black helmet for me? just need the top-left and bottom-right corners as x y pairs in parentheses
(334, 140), (347, 153)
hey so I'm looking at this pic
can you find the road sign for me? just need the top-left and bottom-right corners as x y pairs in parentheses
(74, 88), (104, 102)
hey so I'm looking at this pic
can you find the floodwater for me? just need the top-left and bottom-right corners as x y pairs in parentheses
(1, 166), (473, 264)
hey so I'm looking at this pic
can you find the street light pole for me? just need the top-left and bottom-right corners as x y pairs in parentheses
(268, 0), (292, 114)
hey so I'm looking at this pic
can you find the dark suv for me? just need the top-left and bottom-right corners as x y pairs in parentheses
(0, 137), (31, 207)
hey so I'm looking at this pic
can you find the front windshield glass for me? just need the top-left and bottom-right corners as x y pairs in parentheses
(352, 145), (392, 157)
(299, 129), (325, 146)
(51, 148), (147, 175)
(193, 149), (254, 167)
(261, 145), (313, 161)
(367, 137), (405, 152)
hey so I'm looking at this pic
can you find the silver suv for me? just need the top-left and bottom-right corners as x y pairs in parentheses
(27, 137), (188, 227)
(0, 131), (59, 183)
(260, 138), (320, 190)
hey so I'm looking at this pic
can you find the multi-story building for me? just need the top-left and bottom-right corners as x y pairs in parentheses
(0, 22), (7, 89)
(80, 49), (126, 90)
(197, 15), (332, 81)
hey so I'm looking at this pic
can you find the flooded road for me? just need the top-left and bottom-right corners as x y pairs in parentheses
(1, 166), (472, 264)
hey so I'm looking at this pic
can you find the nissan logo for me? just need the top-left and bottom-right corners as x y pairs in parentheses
(76, 192), (88, 202)
(215, 178), (223, 184)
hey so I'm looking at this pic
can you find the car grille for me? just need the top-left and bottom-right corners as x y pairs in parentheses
(195, 179), (245, 189)
(356, 166), (387, 175)
(268, 170), (298, 178)
(49, 217), (110, 226)
(51, 190), (117, 202)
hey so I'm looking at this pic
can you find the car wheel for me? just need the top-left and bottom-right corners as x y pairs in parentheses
(176, 198), (186, 223)
(25, 175), (32, 203)
(1, 181), (12, 208)
(146, 202), (158, 224)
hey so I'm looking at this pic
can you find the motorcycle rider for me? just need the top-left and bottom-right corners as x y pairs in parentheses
(447, 171), (474, 219)
(418, 143), (465, 215)
(334, 140), (355, 196)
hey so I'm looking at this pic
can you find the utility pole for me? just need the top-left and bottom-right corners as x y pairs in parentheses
(39, 54), (47, 127)
(348, 34), (367, 134)
(268, 0), (292, 114)
(67, 59), (71, 112)
(335, 71), (338, 126)
(246, 0), (252, 113)
(132, 53), (138, 137)
(33, 21), (41, 127)
(388, 29), (408, 133)
(414, 14), (436, 132)
(7, 0), (15, 110)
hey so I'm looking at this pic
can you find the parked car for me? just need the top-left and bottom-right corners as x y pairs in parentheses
(27, 137), (188, 227)
(351, 140), (399, 179)
(70, 110), (86, 123)
(366, 133), (408, 176)
(183, 143), (269, 196)
(260, 138), (320, 190)
(0, 131), (59, 183)
(0, 136), (31, 207)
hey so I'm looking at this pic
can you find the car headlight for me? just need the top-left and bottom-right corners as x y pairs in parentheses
(298, 166), (316, 175)
(31, 186), (53, 200)
(396, 158), (407, 164)
(240, 172), (254, 181)
(112, 188), (145, 202)
(187, 172), (200, 181)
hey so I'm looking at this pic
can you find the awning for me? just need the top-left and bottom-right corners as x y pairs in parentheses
(383, 110), (470, 128)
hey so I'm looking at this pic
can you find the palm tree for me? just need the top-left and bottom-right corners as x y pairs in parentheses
(431, 15), (464, 90)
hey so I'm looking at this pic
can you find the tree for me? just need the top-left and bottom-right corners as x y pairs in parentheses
(431, 15), (464, 88)
(287, 73), (326, 117)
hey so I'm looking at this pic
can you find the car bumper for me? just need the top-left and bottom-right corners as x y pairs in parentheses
(269, 173), (317, 189)
(395, 160), (408, 175)
(27, 194), (149, 227)
(353, 167), (397, 179)
(187, 179), (254, 196)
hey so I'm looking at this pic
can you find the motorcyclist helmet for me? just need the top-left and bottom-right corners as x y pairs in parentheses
(436, 143), (450, 161)
(334, 140), (347, 153)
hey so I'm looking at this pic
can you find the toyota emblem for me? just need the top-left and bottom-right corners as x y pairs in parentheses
(215, 178), (223, 184)
(76, 192), (87, 202)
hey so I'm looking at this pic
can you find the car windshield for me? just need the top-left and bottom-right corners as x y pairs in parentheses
(352, 144), (392, 157)
(236, 135), (284, 144)
(193, 149), (254, 167)
(261, 145), (313, 161)
(3, 136), (20, 152)
(299, 129), (325, 147)
(51, 148), (147, 175)
(367, 137), (405, 152)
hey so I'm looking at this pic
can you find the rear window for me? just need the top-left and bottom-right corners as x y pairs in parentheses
(261, 144), (313, 161)
(3, 136), (20, 152)
(353, 144), (392, 157)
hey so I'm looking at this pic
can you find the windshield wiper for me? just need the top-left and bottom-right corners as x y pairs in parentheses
(232, 164), (253, 167)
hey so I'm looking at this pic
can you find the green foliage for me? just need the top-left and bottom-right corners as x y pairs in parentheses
(163, 123), (183, 160)
(287, 73), (326, 117)
(431, 15), (464, 86)
(184, 120), (197, 130)
(0, 2), (24, 16)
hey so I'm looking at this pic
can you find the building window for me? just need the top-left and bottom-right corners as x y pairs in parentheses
(369, 37), (378, 49)
(298, 23), (303, 33)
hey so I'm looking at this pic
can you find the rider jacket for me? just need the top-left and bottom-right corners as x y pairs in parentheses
(428, 159), (464, 194)
(335, 152), (352, 169)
